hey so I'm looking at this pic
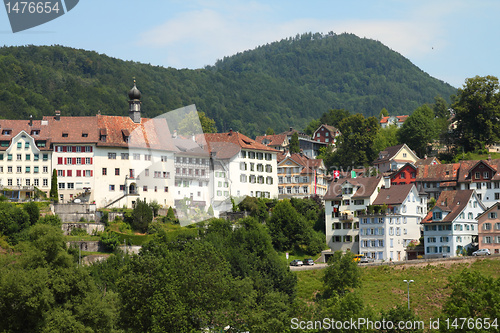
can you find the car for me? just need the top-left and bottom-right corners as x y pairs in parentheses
(359, 256), (375, 263)
(290, 259), (303, 266)
(472, 248), (491, 256)
(303, 258), (314, 265)
(353, 254), (364, 262)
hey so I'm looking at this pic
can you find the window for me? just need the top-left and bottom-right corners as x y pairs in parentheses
(43, 166), (48, 173)
(43, 179), (48, 187)
(109, 185), (115, 191)
(145, 154), (152, 161)
(7, 179), (12, 186)
(115, 168), (120, 176)
(17, 154), (21, 161)
(58, 183), (65, 189)
(34, 179), (39, 186)
(108, 153), (116, 159)
(121, 153), (129, 160)
(43, 154), (48, 161)
(484, 236), (492, 244)
(133, 153), (140, 160)
(25, 154), (30, 161)
(484, 172), (490, 179)
(7, 154), (12, 161)
(164, 187), (169, 192)
(25, 166), (30, 173)
(67, 183), (74, 189)
(161, 156), (168, 162)
(102, 168), (107, 175)
(475, 172), (480, 179)
(17, 142), (22, 149)
(85, 157), (91, 165)
(240, 174), (247, 182)
(489, 212), (497, 219)
(16, 166), (22, 173)
(484, 223), (492, 230)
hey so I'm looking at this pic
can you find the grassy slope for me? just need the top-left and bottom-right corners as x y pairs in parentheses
(296, 257), (500, 321)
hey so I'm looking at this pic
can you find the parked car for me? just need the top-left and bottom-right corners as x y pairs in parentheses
(359, 256), (374, 263)
(303, 258), (314, 265)
(353, 254), (364, 262)
(290, 259), (303, 266)
(472, 249), (491, 256)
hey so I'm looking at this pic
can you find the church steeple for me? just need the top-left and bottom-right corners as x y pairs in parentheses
(128, 79), (142, 123)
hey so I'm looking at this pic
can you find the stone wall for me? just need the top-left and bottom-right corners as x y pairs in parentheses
(53, 203), (98, 223)
(67, 240), (104, 252)
(62, 222), (105, 236)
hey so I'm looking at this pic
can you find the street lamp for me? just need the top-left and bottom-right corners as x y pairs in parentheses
(403, 280), (414, 310)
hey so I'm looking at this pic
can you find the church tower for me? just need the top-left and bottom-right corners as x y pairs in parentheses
(128, 80), (142, 123)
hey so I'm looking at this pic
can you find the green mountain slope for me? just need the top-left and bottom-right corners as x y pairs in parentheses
(0, 33), (456, 137)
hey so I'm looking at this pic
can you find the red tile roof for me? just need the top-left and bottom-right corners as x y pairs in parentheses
(43, 116), (99, 144)
(416, 163), (460, 182)
(203, 131), (278, 159)
(255, 134), (288, 147)
(380, 115), (409, 124)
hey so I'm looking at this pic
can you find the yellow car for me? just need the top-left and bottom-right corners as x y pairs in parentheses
(353, 254), (364, 262)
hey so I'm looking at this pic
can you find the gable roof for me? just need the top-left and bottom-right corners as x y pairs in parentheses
(476, 202), (500, 220)
(96, 115), (177, 151)
(324, 176), (383, 200)
(416, 163), (460, 182)
(255, 134), (288, 147)
(415, 156), (441, 166)
(372, 184), (415, 205)
(421, 190), (475, 223)
(380, 115), (409, 124)
(0, 119), (52, 150)
(278, 153), (326, 174)
(203, 131), (278, 159)
(313, 124), (340, 137)
(456, 159), (500, 182)
(373, 144), (418, 165)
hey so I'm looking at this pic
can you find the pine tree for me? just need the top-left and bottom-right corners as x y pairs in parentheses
(50, 169), (58, 202)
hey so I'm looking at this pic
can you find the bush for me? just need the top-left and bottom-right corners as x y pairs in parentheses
(38, 215), (62, 228)
(70, 227), (88, 236)
(100, 211), (109, 225)
(100, 231), (121, 252)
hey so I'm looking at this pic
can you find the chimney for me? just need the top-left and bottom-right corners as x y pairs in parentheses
(289, 127), (293, 132)
(55, 110), (61, 121)
(29, 115), (33, 127)
(229, 128), (233, 136)
(172, 130), (177, 138)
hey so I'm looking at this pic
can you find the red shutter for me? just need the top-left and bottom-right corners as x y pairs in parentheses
(62, 170), (65, 177)
(90, 170), (93, 177)
(62, 146), (67, 152)
(67, 170), (72, 177)
(90, 158), (93, 165)
(76, 170), (81, 177)
(82, 158), (86, 165)
(57, 157), (62, 165)
(73, 158), (76, 165)
(64, 158), (67, 165)
(90, 146), (93, 152)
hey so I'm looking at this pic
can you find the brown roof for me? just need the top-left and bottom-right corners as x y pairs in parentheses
(44, 116), (99, 144)
(0, 119), (52, 150)
(324, 176), (382, 200)
(373, 144), (414, 164)
(416, 163), (460, 182)
(421, 190), (474, 224)
(96, 115), (177, 151)
(456, 159), (500, 182)
(255, 134), (288, 147)
(372, 184), (415, 205)
(203, 131), (278, 159)
(415, 157), (441, 166)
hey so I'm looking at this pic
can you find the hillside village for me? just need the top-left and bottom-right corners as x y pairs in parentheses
(0, 76), (498, 265)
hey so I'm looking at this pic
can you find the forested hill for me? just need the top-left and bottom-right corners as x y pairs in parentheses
(0, 33), (456, 137)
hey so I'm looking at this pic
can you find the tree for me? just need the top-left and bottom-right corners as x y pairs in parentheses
(266, 200), (306, 251)
(178, 110), (217, 136)
(289, 132), (300, 153)
(320, 109), (351, 128)
(322, 251), (361, 298)
(130, 199), (153, 233)
(23, 201), (40, 226)
(322, 114), (379, 169)
(398, 104), (437, 157)
(149, 200), (160, 217)
(452, 75), (500, 152)
(373, 124), (400, 154)
(265, 127), (275, 135)
(379, 107), (389, 119)
(50, 169), (58, 202)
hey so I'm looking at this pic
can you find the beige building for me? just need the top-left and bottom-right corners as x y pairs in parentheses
(277, 152), (328, 198)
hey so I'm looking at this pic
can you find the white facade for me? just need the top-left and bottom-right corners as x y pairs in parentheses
(359, 186), (425, 261)
(0, 131), (52, 199)
(424, 192), (485, 257)
(93, 146), (175, 209)
(325, 177), (384, 254)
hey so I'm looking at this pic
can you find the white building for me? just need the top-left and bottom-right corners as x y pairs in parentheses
(202, 130), (279, 215)
(422, 190), (485, 257)
(359, 184), (426, 261)
(324, 176), (384, 253)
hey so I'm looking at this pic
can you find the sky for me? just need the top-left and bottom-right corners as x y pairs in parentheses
(1, 0), (499, 88)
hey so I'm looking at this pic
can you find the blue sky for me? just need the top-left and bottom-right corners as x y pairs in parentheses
(1, 0), (499, 88)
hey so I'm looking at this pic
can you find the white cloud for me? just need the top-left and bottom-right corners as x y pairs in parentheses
(137, 1), (454, 68)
